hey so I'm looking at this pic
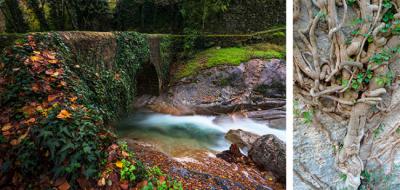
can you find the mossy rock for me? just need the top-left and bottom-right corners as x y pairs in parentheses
(176, 43), (285, 79)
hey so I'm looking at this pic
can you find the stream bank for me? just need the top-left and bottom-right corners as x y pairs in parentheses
(123, 56), (287, 189)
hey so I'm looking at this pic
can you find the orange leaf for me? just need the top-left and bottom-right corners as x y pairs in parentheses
(69, 96), (77, 102)
(48, 59), (58, 64)
(158, 176), (165, 183)
(30, 55), (42, 62)
(24, 118), (36, 125)
(2, 123), (12, 131)
(70, 104), (79, 110)
(43, 51), (56, 60)
(10, 139), (20, 146)
(59, 81), (67, 87)
(31, 83), (40, 92)
(57, 110), (71, 119)
(121, 151), (129, 157)
(58, 180), (70, 190)
(115, 161), (123, 168)
(48, 94), (58, 102)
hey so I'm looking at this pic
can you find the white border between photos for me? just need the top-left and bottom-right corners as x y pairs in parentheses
(286, 0), (294, 189)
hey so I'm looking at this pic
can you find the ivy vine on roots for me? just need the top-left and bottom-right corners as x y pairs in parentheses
(294, 0), (400, 188)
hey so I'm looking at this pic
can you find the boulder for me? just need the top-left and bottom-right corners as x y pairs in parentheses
(249, 134), (286, 183)
(157, 59), (286, 115)
(225, 129), (260, 151)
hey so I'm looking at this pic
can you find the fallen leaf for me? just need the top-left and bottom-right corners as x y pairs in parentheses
(58, 180), (70, 190)
(57, 110), (71, 119)
(44, 84), (52, 92)
(158, 176), (165, 183)
(2, 130), (11, 136)
(24, 118), (36, 125)
(121, 151), (129, 157)
(43, 51), (56, 60)
(110, 144), (118, 150)
(69, 96), (77, 102)
(59, 81), (67, 87)
(70, 104), (78, 110)
(31, 83), (40, 92)
(45, 69), (55, 76)
(115, 161), (123, 168)
(36, 105), (44, 112)
(48, 94), (58, 102)
(51, 72), (60, 78)
(136, 180), (148, 188)
(97, 177), (106, 186)
(114, 73), (121, 80)
(2, 123), (12, 131)
(119, 181), (129, 190)
(10, 139), (19, 146)
(22, 105), (36, 116)
(30, 56), (41, 62)
(48, 59), (58, 64)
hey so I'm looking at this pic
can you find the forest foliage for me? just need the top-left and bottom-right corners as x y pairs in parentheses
(0, 0), (234, 33)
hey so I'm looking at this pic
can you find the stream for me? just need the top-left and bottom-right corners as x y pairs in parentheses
(117, 112), (286, 159)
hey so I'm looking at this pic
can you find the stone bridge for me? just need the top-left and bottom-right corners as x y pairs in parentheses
(0, 28), (285, 97)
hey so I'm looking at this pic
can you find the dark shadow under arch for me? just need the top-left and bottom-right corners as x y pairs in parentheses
(136, 63), (159, 96)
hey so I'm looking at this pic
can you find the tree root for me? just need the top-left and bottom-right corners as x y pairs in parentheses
(294, 0), (397, 188)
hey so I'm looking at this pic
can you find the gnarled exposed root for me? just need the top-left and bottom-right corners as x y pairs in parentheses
(294, 0), (397, 188)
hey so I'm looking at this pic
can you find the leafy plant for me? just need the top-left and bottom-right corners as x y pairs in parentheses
(141, 166), (183, 190)
(339, 173), (347, 182)
(375, 70), (394, 87)
(120, 159), (137, 182)
(316, 11), (327, 21)
(373, 124), (385, 139)
(369, 51), (391, 65)
(361, 170), (371, 183)
(183, 28), (201, 58)
(383, 0), (393, 9)
(347, 0), (356, 6)
(302, 110), (313, 124)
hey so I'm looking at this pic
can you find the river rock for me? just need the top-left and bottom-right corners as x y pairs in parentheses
(216, 144), (248, 163)
(164, 59), (286, 114)
(249, 134), (286, 183)
(225, 129), (260, 151)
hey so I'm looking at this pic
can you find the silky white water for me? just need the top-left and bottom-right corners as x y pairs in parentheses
(118, 112), (285, 157)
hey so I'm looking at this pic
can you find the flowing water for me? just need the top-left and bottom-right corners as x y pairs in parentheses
(117, 112), (285, 159)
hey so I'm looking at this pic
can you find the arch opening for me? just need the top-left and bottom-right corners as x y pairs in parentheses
(136, 63), (160, 96)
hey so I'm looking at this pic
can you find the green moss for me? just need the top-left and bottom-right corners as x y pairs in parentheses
(159, 35), (174, 84)
(176, 43), (284, 78)
(272, 31), (285, 38)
